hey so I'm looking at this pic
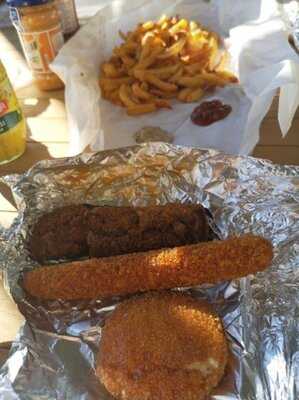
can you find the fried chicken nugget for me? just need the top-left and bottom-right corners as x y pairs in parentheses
(97, 291), (228, 400)
(23, 234), (273, 300)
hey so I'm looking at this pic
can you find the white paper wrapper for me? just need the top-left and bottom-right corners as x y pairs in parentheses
(52, 0), (299, 156)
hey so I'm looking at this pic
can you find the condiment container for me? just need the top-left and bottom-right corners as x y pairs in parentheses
(56, 0), (79, 39)
(7, 0), (65, 91)
(0, 60), (26, 165)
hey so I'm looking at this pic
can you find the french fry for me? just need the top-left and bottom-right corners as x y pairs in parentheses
(157, 14), (168, 27)
(177, 75), (205, 88)
(132, 82), (152, 100)
(127, 67), (135, 77)
(154, 98), (172, 109)
(177, 87), (193, 102)
(187, 34), (206, 53)
(139, 42), (151, 64)
(141, 32), (155, 48)
(158, 37), (186, 59)
(159, 29), (171, 45)
(99, 77), (134, 91)
(119, 84), (138, 107)
(150, 88), (177, 99)
(160, 22), (167, 30)
(124, 41), (139, 53)
(171, 16), (179, 25)
(214, 51), (229, 71)
(208, 34), (219, 70)
(106, 89), (123, 106)
(127, 103), (156, 115)
(101, 62), (124, 78)
(138, 46), (163, 69)
(189, 21), (199, 31)
(168, 67), (183, 83)
(131, 93), (142, 104)
(148, 64), (180, 79)
(110, 55), (122, 68)
(215, 70), (239, 83)
(199, 71), (228, 87)
(184, 45), (211, 65)
(140, 82), (149, 91)
(121, 54), (136, 67)
(183, 63), (203, 75)
(183, 87), (204, 103)
(142, 21), (155, 31)
(113, 46), (123, 58)
(169, 18), (188, 35)
(145, 72), (178, 92)
(133, 68), (146, 81)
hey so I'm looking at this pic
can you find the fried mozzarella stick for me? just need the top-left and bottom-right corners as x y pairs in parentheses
(23, 235), (273, 301)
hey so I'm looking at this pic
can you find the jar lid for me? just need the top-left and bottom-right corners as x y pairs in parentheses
(6, 0), (49, 6)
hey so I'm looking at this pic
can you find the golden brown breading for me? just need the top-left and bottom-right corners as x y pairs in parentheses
(97, 291), (228, 400)
(23, 234), (273, 301)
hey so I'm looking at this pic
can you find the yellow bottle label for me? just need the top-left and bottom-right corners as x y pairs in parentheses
(0, 61), (26, 164)
(0, 67), (24, 134)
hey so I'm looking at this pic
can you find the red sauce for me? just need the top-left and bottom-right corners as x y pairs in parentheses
(191, 100), (232, 126)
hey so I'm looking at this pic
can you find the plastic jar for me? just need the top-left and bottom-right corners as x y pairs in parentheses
(7, 0), (65, 91)
(0, 60), (26, 165)
(56, 0), (79, 40)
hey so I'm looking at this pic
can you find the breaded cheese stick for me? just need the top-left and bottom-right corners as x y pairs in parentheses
(23, 234), (273, 301)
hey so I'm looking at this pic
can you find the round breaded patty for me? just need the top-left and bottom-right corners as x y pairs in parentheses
(97, 291), (228, 400)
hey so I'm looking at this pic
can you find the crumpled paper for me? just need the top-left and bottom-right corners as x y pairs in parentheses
(52, 0), (299, 156)
(0, 142), (298, 400)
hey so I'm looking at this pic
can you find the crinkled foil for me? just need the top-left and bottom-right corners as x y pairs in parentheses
(0, 143), (298, 400)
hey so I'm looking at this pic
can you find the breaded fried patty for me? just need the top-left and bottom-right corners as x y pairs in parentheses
(97, 292), (228, 400)
(88, 203), (210, 257)
(28, 203), (211, 262)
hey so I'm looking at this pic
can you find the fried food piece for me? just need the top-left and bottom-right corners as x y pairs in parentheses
(126, 103), (156, 115)
(28, 205), (89, 262)
(87, 203), (210, 257)
(23, 235), (273, 300)
(28, 203), (210, 262)
(97, 291), (228, 400)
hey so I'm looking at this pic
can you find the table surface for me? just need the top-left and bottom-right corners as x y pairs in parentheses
(0, 25), (299, 358)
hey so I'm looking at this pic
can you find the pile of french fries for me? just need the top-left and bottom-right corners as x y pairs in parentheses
(99, 16), (238, 116)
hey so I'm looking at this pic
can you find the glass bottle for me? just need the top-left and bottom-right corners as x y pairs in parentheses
(56, 0), (79, 40)
(7, 0), (65, 91)
(0, 60), (26, 165)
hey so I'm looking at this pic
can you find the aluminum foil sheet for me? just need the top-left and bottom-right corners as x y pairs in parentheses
(0, 142), (298, 400)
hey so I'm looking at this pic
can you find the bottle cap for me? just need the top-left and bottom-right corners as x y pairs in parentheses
(6, 0), (49, 7)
